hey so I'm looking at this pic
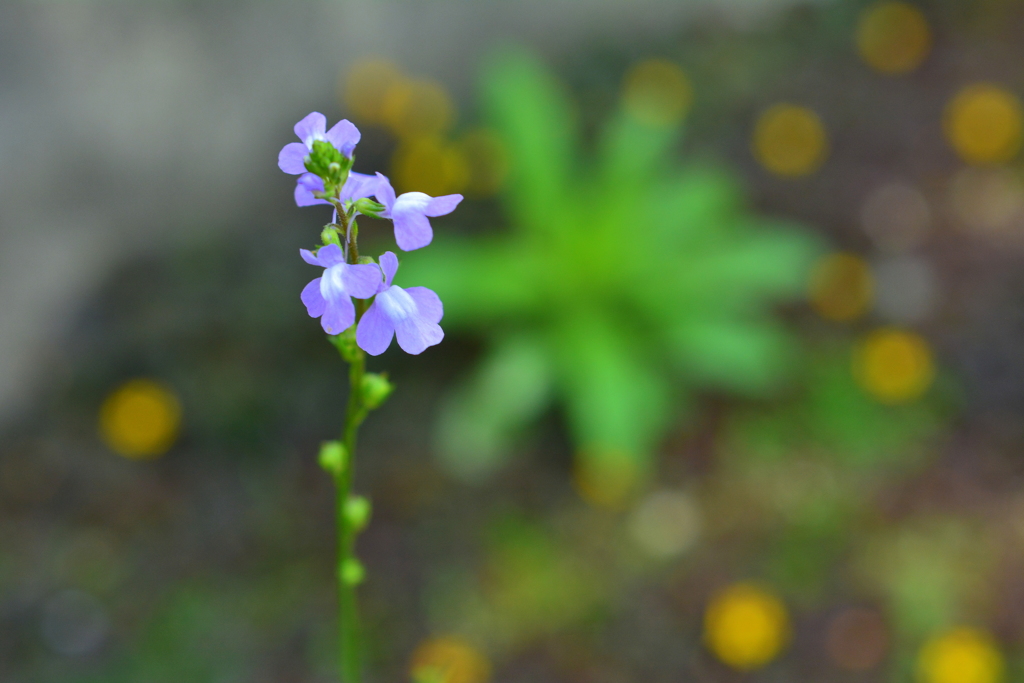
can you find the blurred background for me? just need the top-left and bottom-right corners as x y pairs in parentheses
(3, 0), (1024, 681)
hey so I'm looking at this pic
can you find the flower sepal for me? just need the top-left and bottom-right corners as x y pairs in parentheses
(320, 226), (343, 248)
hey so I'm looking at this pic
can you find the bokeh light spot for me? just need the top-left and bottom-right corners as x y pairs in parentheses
(853, 328), (934, 404)
(392, 136), (469, 196)
(628, 489), (702, 559)
(809, 252), (874, 322)
(622, 58), (693, 127)
(826, 607), (889, 671)
(950, 167), (1024, 235)
(861, 182), (931, 253)
(99, 379), (181, 459)
(918, 628), (1004, 683)
(343, 59), (407, 124)
(458, 128), (508, 198)
(944, 84), (1023, 165)
(410, 636), (491, 683)
(753, 104), (828, 177)
(704, 583), (789, 671)
(857, 2), (931, 75)
(383, 79), (456, 140)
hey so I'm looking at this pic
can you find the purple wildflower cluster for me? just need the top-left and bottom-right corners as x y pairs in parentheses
(279, 112), (460, 355)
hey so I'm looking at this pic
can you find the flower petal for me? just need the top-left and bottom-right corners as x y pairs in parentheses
(375, 172), (397, 213)
(300, 249), (320, 266)
(425, 194), (463, 217)
(321, 297), (356, 335)
(295, 174), (329, 206)
(340, 171), (379, 203)
(378, 251), (399, 288)
(405, 286), (444, 324)
(356, 301), (395, 356)
(294, 112), (326, 145)
(278, 142), (309, 174)
(343, 263), (384, 299)
(301, 278), (326, 317)
(394, 313), (444, 355)
(316, 243), (345, 267)
(393, 210), (433, 251)
(326, 119), (361, 157)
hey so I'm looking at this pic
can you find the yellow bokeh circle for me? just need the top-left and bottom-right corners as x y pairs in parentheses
(917, 628), (1004, 683)
(704, 583), (789, 670)
(809, 252), (874, 322)
(383, 79), (455, 140)
(622, 59), (693, 127)
(392, 136), (469, 196)
(753, 104), (828, 177)
(944, 84), (1024, 165)
(99, 379), (181, 459)
(410, 636), (491, 683)
(857, 2), (931, 75)
(343, 59), (407, 125)
(854, 328), (935, 404)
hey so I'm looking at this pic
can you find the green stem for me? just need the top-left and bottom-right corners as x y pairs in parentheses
(336, 210), (368, 683)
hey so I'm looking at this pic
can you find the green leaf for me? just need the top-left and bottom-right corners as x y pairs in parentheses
(435, 335), (552, 482)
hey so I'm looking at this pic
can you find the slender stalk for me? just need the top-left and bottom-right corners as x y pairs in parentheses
(336, 339), (365, 683)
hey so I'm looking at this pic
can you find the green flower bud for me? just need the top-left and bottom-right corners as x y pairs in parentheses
(353, 198), (386, 219)
(321, 226), (342, 248)
(361, 373), (394, 410)
(344, 495), (371, 532)
(318, 441), (347, 475)
(340, 558), (365, 586)
(356, 255), (376, 265)
(330, 327), (359, 362)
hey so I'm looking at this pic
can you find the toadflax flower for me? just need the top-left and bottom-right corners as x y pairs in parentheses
(300, 244), (382, 335)
(294, 171), (379, 207)
(278, 112), (360, 174)
(357, 252), (443, 355)
(374, 173), (463, 251)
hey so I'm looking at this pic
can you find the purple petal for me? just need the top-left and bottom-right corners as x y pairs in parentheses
(301, 278), (326, 317)
(321, 297), (356, 335)
(405, 286), (443, 324)
(278, 142), (309, 174)
(295, 174), (329, 206)
(300, 249), (320, 266)
(316, 243), (345, 267)
(355, 301), (395, 356)
(341, 172), (379, 203)
(343, 263), (384, 299)
(379, 251), (399, 288)
(393, 210), (433, 251)
(374, 172), (397, 213)
(394, 313), (444, 355)
(425, 194), (463, 217)
(325, 119), (361, 157)
(294, 112), (326, 145)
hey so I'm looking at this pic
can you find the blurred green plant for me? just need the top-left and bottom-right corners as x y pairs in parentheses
(401, 47), (821, 489)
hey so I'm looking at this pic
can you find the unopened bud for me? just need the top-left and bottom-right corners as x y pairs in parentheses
(353, 198), (385, 218)
(344, 495), (371, 531)
(340, 558), (365, 585)
(357, 255), (376, 265)
(361, 373), (394, 410)
(320, 226), (342, 248)
(318, 441), (347, 475)
(330, 326), (359, 362)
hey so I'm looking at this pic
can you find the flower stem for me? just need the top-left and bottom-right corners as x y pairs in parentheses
(336, 337), (365, 683)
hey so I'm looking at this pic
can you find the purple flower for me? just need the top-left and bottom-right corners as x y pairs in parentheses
(278, 112), (360, 175)
(300, 244), (382, 335)
(294, 171), (380, 207)
(357, 252), (443, 355)
(374, 173), (463, 251)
